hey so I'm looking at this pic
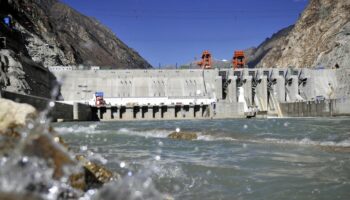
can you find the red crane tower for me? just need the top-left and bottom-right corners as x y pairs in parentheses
(233, 50), (246, 69)
(197, 50), (212, 69)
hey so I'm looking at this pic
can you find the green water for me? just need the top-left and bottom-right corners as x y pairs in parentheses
(55, 118), (350, 200)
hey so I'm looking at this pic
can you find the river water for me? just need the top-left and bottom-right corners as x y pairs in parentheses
(55, 118), (350, 200)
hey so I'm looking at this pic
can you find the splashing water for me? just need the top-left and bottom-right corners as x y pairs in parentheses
(0, 83), (168, 200)
(2, 80), (350, 199)
(54, 119), (350, 200)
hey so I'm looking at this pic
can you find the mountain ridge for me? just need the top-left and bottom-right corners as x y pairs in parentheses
(0, 0), (152, 98)
(247, 0), (350, 69)
(1, 0), (152, 68)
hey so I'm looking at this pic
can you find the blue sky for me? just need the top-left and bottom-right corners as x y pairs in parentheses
(61, 0), (308, 67)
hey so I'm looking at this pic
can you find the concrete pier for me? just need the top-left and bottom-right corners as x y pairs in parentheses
(255, 76), (268, 111)
(227, 76), (237, 103)
(242, 70), (253, 106)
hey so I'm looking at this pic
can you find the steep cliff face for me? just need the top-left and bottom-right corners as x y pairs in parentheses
(248, 0), (350, 68)
(0, 50), (30, 95)
(1, 0), (152, 68)
(0, 49), (58, 98)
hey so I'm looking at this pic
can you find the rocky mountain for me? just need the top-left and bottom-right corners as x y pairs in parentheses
(0, 0), (152, 69)
(0, 0), (153, 98)
(247, 0), (350, 69)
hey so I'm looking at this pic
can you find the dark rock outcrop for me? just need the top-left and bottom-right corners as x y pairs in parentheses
(0, 49), (58, 98)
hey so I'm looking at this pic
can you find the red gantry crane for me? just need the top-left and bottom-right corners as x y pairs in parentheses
(233, 50), (246, 69)
(197, 50), (212, 69)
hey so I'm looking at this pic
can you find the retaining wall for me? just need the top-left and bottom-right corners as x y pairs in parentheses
(280, 98), (350, 117)
(1, 90), (91, 121)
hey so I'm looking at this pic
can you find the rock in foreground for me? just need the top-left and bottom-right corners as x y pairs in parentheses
(0, 98), (36, 135)
(167, 132), (198, 140)
(0, 98), (117, 197)
(75, 155), (119, 190)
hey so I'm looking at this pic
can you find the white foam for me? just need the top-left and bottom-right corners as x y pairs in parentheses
(116, 128), (238, 142)
(152, 164), (185, 179)
(263, 138), (350, 147)
(116, 128), (171, 139)
(195, 133), (350, 148)
(54, 124), (100, 134)
(197, 135), (237, 142)
(56, 125), (350, 149)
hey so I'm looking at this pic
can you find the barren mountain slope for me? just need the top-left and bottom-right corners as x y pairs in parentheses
(1, 0), (152, 68)
(249, 0), (350, 68)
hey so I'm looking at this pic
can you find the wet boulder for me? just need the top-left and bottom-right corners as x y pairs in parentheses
(167, 132), (198, 140)
(0, 98), (37, 136)
(0, 98), (37, 156)
(75, 155), (119, 190)
(24, 135), (120, 191)
(21, 132), (120, 191)
(0, 98), (118, 193)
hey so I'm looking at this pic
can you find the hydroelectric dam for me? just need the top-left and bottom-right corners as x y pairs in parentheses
(50, 67), (350, 121)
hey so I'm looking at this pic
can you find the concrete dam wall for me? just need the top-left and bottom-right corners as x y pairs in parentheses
(54, 69), (219, 100)
(52, 68), (350, 121)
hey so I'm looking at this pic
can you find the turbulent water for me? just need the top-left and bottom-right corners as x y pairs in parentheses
(54, 118), (350, 200)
